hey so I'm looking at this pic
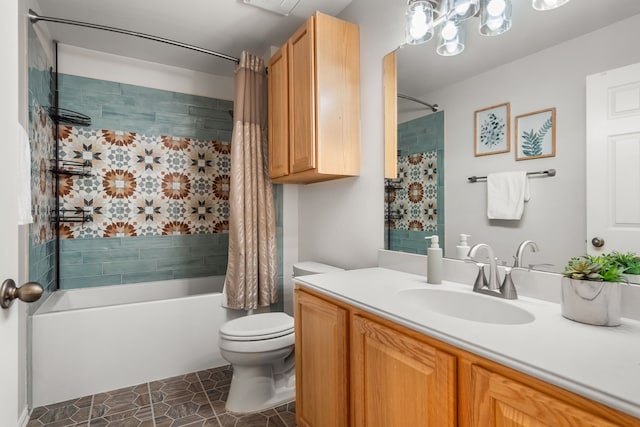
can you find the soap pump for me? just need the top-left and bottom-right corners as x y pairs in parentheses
(425, 235), (442, 284)
(456, 234), (471, 260)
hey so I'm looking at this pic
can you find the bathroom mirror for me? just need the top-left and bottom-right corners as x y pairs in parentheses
(384, 1), (640, 276)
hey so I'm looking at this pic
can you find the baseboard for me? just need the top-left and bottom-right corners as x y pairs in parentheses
(18, 406), (29, 427)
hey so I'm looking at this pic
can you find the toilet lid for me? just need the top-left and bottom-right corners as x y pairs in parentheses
(220, 312), (294, 341)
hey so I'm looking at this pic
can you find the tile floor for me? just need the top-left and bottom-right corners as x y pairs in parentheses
(27, 365), (297, 427)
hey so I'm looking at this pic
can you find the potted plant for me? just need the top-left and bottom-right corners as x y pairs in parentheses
(608, 251), (640, 284)
(561, 255), (624, 326)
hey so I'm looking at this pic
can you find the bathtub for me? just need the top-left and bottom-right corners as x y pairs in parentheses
(31, 276), (247, 407)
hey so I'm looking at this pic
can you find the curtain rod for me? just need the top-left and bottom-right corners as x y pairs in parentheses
(28, 9), (240, 64)
(398, 93), (439, 112)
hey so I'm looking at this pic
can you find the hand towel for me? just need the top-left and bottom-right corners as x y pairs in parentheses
(487, 171), (530, 220)
(17, 123), (33, 225)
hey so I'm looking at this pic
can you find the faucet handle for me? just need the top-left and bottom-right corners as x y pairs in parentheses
(472, 262), (488, 292)
(500, 267), (518, 300)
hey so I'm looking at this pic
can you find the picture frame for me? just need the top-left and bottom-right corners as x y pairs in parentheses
(474, 103), (510, 156)
(515, 108), (556, 161)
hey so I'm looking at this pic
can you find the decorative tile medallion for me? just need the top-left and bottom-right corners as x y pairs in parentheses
(386, 151), (438, 232)
(58, 126), (231, 239)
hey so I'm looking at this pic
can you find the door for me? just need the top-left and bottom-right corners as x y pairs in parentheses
(1, 0), (23, 425)
(351, 315), (456, 427)
(586, 62), (640, 255)
(294, 289), (349, 427)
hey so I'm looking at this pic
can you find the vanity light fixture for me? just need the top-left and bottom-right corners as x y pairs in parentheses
(405, 0), (571, 56)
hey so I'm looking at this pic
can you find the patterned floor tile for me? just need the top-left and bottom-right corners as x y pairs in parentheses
(28, 366), (297, 427)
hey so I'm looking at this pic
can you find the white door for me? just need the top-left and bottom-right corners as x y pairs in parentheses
(1, 0), (23, 425)
(586, 62), (640, 255)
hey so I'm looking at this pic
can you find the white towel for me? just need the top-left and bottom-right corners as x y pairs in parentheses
(17, 123), (33, 225)
(487, 171), (530, 220)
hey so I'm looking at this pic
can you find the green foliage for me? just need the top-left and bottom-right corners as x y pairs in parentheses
(608, 251), (640, 275)
(562, 254), (625, 283)
(521, 117), (552, 157)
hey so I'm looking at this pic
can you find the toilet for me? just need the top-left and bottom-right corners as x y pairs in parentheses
(219, 261), (344, 414)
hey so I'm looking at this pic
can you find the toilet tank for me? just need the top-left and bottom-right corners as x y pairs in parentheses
(293, 261), (344, 277)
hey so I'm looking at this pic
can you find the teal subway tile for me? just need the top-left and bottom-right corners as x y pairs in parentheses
(143, 124), (173, 136)
(60, 274), (123, 289)
(45, 239), (57, 256)
(188, 244), (227, 257)
(155, 112), (197, 126)
(82, 248), (140, 264)
(122, 270), (174, 284)
(201, 118), (233, 131)
(193, 129), (219, 141)
(217, 99), (234, 110)
(204, 255), (227, 267)
(172, 264), (222, 279)
(157, 256), (204, 270)
(103, 259), (157, 274)
(62, 237), (121, 252)
(120, 235), (173, 249)
(120, 84), (174, 102)
(60, 75), (122, 95)
(139, 246), (192, 260)
(60, 263), (103, 279)
(171, 234), (218, 247)
(188, 106), (231, 120)
(172, 92), (220, 107)
(217, 131), (232, 142)
(101, 104), (156, 122)
(37, 254), (55, 278)
(171, 125), (202, 139)
(154, 102), (190, 115)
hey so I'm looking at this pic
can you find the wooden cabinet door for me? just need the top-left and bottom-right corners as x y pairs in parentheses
(351, 315), (456, 427)
(294, 290), (349, 427)
(267, 45), (289, 178)
(287, 16), (316, 174)
(470, 365), (624, 427)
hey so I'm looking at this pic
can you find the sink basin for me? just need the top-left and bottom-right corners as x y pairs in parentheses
(395, 288), (535, 325)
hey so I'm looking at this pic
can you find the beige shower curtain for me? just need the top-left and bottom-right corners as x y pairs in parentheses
(223, 51), (278, 310)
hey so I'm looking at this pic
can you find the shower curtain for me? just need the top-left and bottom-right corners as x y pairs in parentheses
(223, 51), (278, 310)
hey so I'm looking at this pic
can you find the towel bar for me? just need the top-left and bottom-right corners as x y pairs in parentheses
(467, 169), (556, 183)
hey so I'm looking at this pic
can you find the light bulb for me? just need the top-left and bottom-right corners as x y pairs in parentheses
(455, 0), (470, 15)
(445, 41), (458, 53)
(486, 16), (504, 30)
(441, 21), (458, 40)
(486, 0), (506, 16)
(409, 8), (429, 39)
(543, 0), (558, 6)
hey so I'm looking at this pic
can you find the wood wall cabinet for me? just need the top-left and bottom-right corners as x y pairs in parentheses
(294, 287), (640, 427)
(267, 12), (360, 184)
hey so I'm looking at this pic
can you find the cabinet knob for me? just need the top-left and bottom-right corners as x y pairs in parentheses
(591, 237), (605, 248)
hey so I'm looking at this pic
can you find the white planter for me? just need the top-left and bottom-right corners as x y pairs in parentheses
(623, 273), (640, 285)
(561, 277), (621, 326)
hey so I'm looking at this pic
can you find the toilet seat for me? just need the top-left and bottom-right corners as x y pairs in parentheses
(220, 312), (294, 341)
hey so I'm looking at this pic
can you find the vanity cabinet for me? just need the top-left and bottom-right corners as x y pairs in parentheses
(294, 287), (640, 427)
(293, 289), (349, 427)
(267, 12), (360, 184)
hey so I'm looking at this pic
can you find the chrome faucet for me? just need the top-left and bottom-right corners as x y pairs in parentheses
(468, 243), (500, 291)
(514, 240), (539, 267)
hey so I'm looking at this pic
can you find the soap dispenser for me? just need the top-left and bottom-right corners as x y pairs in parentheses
(456, 234), (471, 260)
(425, 236), (442, 284)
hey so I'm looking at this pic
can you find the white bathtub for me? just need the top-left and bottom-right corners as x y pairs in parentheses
(31, 276), (247, 407)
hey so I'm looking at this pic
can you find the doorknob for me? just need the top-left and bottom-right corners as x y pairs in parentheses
(0, 279), (43, 309)
(591, 237), (605, 248)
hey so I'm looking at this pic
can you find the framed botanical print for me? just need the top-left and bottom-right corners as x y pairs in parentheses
(515, 108), (556, 160)
(474, 102), (510, 156)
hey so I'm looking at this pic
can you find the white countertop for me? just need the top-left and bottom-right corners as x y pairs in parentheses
(294, 267), (640, 419)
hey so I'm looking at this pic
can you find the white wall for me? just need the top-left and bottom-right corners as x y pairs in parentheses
(58, 44), (234, 100)
(424, 14), (640, 267)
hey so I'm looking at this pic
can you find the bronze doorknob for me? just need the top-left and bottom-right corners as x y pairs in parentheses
(591, 237), (605, 248)
(0, 279), (43, 309)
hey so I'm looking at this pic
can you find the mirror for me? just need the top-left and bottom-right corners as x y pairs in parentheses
(384, 2), (640, 274)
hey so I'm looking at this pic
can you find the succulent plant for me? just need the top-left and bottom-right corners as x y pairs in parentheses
(563, 255), (626, 282)
(608, 251), (640, 275)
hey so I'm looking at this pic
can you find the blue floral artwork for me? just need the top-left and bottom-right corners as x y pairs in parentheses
(475, 103), (510, 156)
(516, 108), (556, 161)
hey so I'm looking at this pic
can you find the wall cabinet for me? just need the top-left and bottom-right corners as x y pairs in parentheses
(294, 287), (640, 427)
(267, 12), (360, 184)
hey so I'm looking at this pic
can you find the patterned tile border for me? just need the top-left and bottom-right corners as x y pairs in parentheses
(28, 366), (297, 427)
